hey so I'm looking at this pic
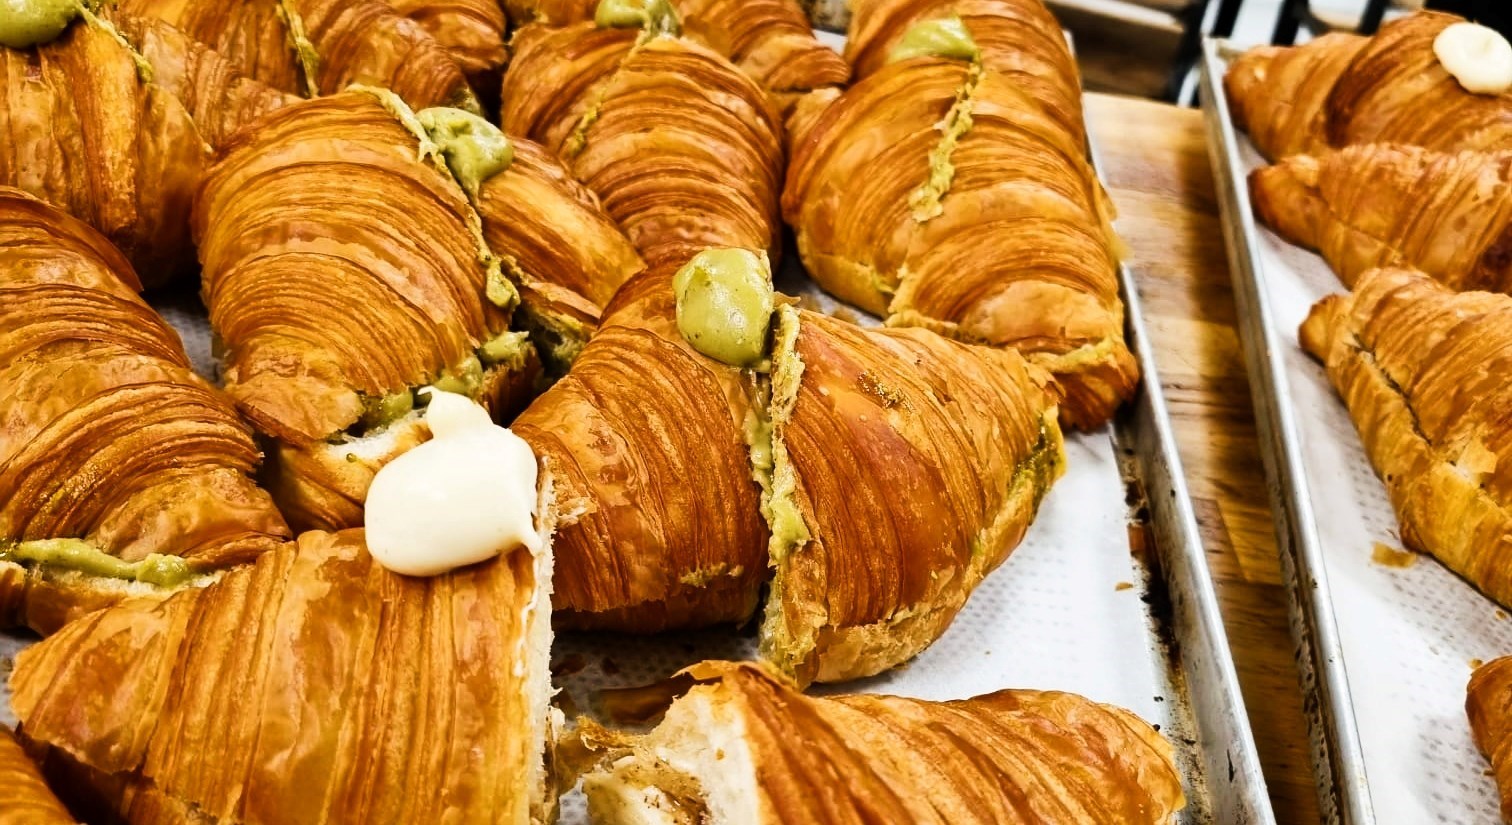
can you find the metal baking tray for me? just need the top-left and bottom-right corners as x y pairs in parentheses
(1200, 35), (1512, 825)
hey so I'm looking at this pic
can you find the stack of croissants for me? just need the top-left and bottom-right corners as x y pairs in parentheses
(0, 0), (1192, 822)
(1226, 11), (1512, 821)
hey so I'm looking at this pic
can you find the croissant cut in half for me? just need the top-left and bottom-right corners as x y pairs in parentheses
(501, 20), (786, 270)
(582, 661), (1186, 824)
(1251, 144), (1512, 293)
(0, 727), (75, 824)
(0, 187), (289, 635)
(195, 90), (544, 532)
(784, 37), (1137, 429)
(1300, 266), (1512, 607)
(1225, 11), (1512, 160)
(9, 504), (558, 824)
(1469, 656), (1512, 823)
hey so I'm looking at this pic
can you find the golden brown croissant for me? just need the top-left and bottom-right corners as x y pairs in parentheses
(0, 728), (74, 825)
(582, 661), (1186, 824)
(844, 0), (1085, 148)
(8, 522), (558, 824)
(120, 0), (480, 111)
(1252, 144), (1512, 292)
(1300, 266), (1512, 607)
(501, 21), (785, 270)
(195, 91), (540, 531)
(382, 0), (508, 85)
(784, 43), (1136, 429)
(0, 17), (210, 286)
(761, 307), (1064, 683)
(0, 187), (289, 635)
(1226, 12), (1512, 160)
(1469, 656), (1512, 823)
(512, 266), (770, 632)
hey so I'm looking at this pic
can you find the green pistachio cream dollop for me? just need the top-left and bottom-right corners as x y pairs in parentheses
(887, 14), (981, 64)
(595, 0), (679, 35)
(416, 107), (514, 199)
(3, 538), (195, 587)
(673, 247), (775, 368)
(0, 0), (82, 49)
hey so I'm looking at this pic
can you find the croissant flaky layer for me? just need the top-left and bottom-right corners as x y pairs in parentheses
(0, 19), (209, 286)
(583, 662), (1186, 825)
(9, 524), (557, 825)
(785, 52), (1136, 429)
(1300, 267), (1512, 607)
(512, 268), (769, 632)
(1252, 144), (1512, 292)
(1470, 656), (1512, 823)
(0, 728), (74, 825)
(1226, 12), (1512, 159)
(0, 188), (288, 634)
(501, 24), (785, 270)
(762, 308), (1064, 683)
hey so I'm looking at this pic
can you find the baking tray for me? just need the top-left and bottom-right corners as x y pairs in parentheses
(1200, 36), (1512, 825)
(0, 27), (1270, 825)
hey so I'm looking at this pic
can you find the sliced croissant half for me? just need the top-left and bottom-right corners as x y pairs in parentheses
(760, 307), (1064, 683)
(1301, 266), (1512, 607)
(582, 661), (1186, 824)
(1470, 656), (1512, 823)
(1252, 144), (1512, 292)
(501, 19), (785, 269)
(195, 90), (541, 532)
(0, 188), (289, 634)
(785, 35), (1136, 429)
(1226, 11), (1512, 159)
(0, 728), (75, 824)
(9, 516), (557, 824)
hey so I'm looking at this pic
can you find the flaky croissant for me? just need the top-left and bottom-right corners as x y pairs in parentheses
(501, 20), (785, 269)
(383, 0), (508, 86)
(195, 91), (540, 531)
(761, 307), (1064, 683)
(1226, 12), (1512, 160)
(843, 0), (1085, 149)
(9, 522), (557, 824)
(784, 44), (1136, 429)
(0, 728), (74, 825)
(120, 0), (481, 111)
(1252, 144), (1512, 292)
(0, 188), (289, 635)
(1469, 656), (1512, 823)
(582, 661), (1186, 824)
(1301, 267), (1512, 608)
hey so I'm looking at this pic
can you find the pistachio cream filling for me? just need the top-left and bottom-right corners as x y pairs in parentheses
(349, 330), (532, 434)
(672, 248), (775, 369)
(886, 14), (980, 64)
(1, 538), (196, 587)
(759, 305), (813, 559)
(565, 0), (680, 158)
(77, 3), (155, 82)
(276, 0), (321, 97)
(416, 107), (515, 199)
(0, 0), (82, 49)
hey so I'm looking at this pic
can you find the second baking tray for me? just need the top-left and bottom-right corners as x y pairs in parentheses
(1201, 36), (1512, 825)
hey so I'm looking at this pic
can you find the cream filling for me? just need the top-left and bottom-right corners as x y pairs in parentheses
(276, 0), (321, 96)
(909, 61), (982, 222)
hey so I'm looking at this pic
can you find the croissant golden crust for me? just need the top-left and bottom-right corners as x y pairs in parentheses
(1252, 144), (1512, 292)
(583, 661), (1185, 825)
(0, 187), (288, 634)
(0, 729), (74, 825)
(1469, 656), (1512, 823)
(9, 520), (558, 825)
(1300, 267), (1512, 608)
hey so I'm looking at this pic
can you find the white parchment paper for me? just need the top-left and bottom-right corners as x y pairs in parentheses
(1232, 133), (1512, 824)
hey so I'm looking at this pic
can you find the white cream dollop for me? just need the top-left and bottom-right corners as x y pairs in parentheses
(365, 389), (541, 576)
(1434, 22), (1512, 95)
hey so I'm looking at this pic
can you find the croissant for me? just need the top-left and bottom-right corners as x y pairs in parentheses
(1469, 656), (1512, 823)
(843, 0), (1086, 149)
(0, 728), (74, 825)
(8, 522), (558, 824)
(784, 38), (1136, 429)
(119, 0), (480, 111)
(761, 306), (1064, 683)
(582, 661), (1186, 824)
(1300, 266), (1512, 607)
(0, 187), (289, 635)
(382, 0), (509, 87)
(1226, 12), (1512, 160)
(195, 90), (541, 532)
(501, 20), (785, 269)
(1252, 144), (1512, 292)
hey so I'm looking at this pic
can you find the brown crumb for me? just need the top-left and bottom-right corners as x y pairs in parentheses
(1115, 581), (1134, 591)
(1497, 610), (1508, 621)
(828, 305), (860, 325)
(1371, 542), (1418, 569)
(1472, 658), (1486, 670)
